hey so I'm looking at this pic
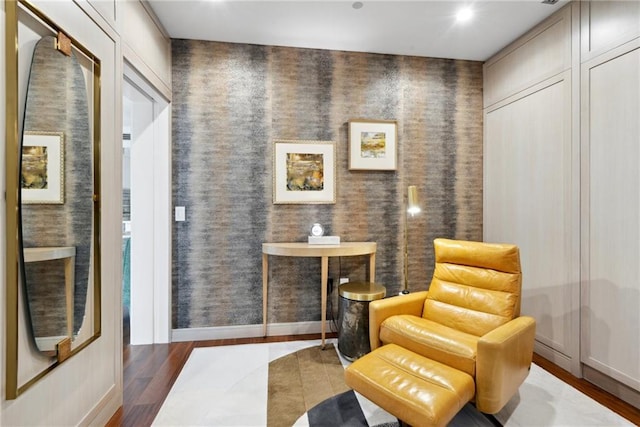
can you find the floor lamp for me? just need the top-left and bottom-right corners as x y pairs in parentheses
(402, 185), (421, 294)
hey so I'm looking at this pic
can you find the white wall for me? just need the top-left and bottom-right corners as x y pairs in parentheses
(119, 0), (172, 345)
(1, 0), (172, 424)
(124, 74), (172, 345)
(125, 79), (156, 344)
(1, 1), (121, 424)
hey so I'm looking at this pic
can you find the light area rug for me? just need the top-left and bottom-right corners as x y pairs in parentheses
(152, 340), (633, 427)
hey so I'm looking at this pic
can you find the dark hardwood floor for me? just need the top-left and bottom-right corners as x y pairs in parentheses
(106, 334), (640, 427)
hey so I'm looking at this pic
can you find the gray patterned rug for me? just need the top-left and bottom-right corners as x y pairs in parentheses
(152, 340), (632, 427)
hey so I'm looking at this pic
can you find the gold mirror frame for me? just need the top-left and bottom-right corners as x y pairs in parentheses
(5, 0), (101, 399)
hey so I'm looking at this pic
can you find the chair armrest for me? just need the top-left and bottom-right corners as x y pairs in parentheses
(476, 315), (536, 414)
(369, 291), (429, 351)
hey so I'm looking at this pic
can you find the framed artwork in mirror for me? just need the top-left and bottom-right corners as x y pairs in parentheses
(273, 140), (336, 204)
(21, 132), (65, 204)
(348, 119), (398, 171)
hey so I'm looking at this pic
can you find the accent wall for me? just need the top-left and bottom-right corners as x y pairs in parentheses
(171, 39), (483, 329)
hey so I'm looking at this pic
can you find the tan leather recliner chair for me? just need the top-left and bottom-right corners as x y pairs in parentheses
(369, 238), (536, 414)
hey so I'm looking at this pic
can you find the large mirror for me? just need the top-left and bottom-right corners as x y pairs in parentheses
(21, 34), (94, 355)
(5, 0), (101, 399)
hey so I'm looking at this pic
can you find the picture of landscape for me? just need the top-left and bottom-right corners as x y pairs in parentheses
(21, 145), (49, 189)
(360, 131), (387, 158)
(286, 153), (324, 191)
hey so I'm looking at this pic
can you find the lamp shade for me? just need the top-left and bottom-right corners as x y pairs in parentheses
(407, 185), (420, 215)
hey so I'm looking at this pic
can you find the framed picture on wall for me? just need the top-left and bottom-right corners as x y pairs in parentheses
(21, 132), (65, 204)
(348, 119), (398, 170)
(273, 140), (336, 204)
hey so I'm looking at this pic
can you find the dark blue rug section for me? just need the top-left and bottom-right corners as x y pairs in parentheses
(449, 405), (503, 427)
(307, 389), (501, 427)
(308, 390), (369, 427)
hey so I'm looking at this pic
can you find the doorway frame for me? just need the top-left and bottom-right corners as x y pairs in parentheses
(123, 62), (171, 344)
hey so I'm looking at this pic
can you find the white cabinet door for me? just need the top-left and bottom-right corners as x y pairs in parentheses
(581, 44), (640, 392)
(485, 71), (579, 371)
(581, 1), (640, 62)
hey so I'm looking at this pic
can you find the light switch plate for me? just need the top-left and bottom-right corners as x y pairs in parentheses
(175, 206), (186, 222)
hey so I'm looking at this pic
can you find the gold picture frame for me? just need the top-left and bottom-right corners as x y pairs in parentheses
(21, 132), (65, 204)
(273, 140), (336, 204)
(348, 119), (398, 171)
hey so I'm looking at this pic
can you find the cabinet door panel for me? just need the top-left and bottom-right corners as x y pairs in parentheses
(485, 6), (571, 108)
(87, 0), (116, 28)
(582, 1), (640, 61)
(485, 75), (576, 360)
(582, 47), (640, 391)
(122, 0), (172, 94)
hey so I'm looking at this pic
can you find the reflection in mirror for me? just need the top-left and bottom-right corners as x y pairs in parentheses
(6, 0), (101, 399)
(20, 35), (93, 356)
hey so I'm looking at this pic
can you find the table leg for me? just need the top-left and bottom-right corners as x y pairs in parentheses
(64, 256), (75, 338)
(262, 253), (268, 337)
(369, 252), (376, 283)
(321, 255), (329, 349)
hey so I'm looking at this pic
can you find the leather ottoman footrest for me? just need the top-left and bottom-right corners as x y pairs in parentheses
(345, 343), (475, 427)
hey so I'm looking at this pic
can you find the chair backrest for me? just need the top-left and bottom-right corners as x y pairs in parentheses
(422, 238), (522, 337)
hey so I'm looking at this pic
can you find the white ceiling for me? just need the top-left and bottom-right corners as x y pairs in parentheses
(147, 0), (567, 62)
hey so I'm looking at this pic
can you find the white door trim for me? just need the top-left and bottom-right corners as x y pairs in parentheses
(124, 62), (171, 344)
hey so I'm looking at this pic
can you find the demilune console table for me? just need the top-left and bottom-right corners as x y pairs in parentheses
(24, 246), (76, 338)
(262, 242), (377, 348)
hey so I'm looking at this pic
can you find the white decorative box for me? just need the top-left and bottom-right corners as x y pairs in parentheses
(308, 236), (340, 245)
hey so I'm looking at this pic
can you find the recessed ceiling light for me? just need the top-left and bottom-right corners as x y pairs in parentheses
(352, 2), (364, 10)
(456, 7), (473, 23)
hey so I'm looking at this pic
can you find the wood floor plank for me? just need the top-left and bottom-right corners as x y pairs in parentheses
(136, 343), (193, 405)
(126, 377), (152, 403)
(123, 345), (155, 385)
(121, 403), (159, 427)
(104, 407), (122, 427)
(135, 346), (173, 379)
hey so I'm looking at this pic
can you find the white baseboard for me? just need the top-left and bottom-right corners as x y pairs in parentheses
(171, 321), (335, 342)
(534, 340), (575, 374)
(81, 384), (121, 426)
(583, 365), (640, 409)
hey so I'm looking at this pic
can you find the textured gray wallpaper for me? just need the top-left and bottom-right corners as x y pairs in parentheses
(172, 40), (483, 329)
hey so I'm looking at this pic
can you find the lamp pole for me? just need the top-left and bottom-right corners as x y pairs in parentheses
(403, 210), (410, 294)
(403, 185), (420, 294)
